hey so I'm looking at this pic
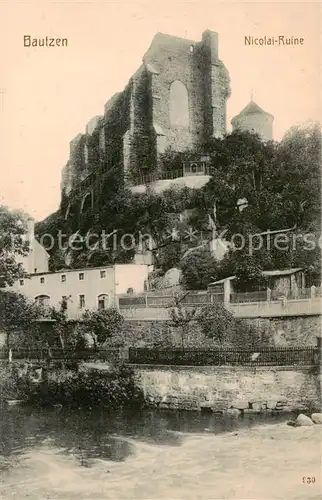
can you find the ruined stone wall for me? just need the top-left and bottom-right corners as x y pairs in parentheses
(60, 31), (231, 211)
(103, 88), (131, 168)
(129, 67), (156, 181)
(148, 40), (205, 153)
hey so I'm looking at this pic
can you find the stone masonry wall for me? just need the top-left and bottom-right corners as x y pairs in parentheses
(133, 365), (321, 412)
(123, 314), (321, 348)
(245, 315), (321, 346)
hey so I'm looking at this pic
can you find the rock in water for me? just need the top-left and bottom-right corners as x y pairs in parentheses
(295, 414), (314, 426)
(225, 408), (241, 418)
(311, 413), (322, 424)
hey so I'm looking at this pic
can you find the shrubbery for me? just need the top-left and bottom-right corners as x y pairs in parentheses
(29, 364), (145, 410)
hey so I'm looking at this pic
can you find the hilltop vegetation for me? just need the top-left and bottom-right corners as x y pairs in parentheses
(35, 124), (321, 290)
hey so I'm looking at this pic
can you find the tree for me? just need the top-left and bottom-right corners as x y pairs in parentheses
(0, 291), (42, 348)
(180, 248), (219, 290)
(0, 206), (30, 287)
(169, 293), (197, 348)
(48, 297), (71, 351)
(276, 122), (321, 232)
(196, 302), (267, 347)
(81, 308), (125, 347)
(196, 301), (235, 344)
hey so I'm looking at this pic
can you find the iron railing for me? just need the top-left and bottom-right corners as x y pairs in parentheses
(0, 348), (127, 363)
(128, 347), (320, 366)
(2, 347), (319, 367)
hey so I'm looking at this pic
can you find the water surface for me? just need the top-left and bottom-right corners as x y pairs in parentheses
(0, 404), (295, 471)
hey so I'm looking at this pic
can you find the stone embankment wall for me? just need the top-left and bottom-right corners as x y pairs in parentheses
(133, 365), (321, 413)
(124, 315), (320, 347)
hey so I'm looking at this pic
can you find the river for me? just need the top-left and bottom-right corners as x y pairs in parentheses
(1, 405), (319, 499)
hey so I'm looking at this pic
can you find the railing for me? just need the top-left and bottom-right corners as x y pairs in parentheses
(2, 347), (320, 367)
(118, 291), (224, 309)
(138, 169), (184, 185)
(119, 295), (147, 308)
(0, 348), (127, 363)
(118, 286), (320, 309)
(129, 347), (320, 367)
(270, 288), (312, 301)
(137, 165), (215, 185)
(230, 291), (268, 303)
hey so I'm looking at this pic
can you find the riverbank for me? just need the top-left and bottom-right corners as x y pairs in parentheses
(1, 419), (320, 499)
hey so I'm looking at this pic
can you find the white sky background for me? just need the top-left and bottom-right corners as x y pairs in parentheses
(0, 0), (320, 221)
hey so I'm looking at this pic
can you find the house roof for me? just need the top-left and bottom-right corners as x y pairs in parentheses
(208, 276), (235, 286)
(262, 268), (303, 277)
(209, 268), (304, 286)
(231, 100), (274, 123)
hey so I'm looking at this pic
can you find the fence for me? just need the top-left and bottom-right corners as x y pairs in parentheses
(128, 347), (320, 367)
(230, 291), (268, 303)
(0, 348), (128, 363)
(118, 286), (320, 309)
(270, 288), (312, 301)
(137, 165), (217, 185)
(138, 169), (184, 185)
(1, 346), (319, 367)
(118, 291), (224, 309)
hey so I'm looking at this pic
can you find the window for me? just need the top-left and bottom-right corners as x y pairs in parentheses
(169, 80), (189, 129)
(100, 270), (106, 279)
(19, 279), (24, 286)
(98, 294), (109, 310)
(79, 294), (85, 308)
(35, 295), (50, 307)
(40, 277), (45, 284)
(61, 274), (66, 282)
(79, 273), (84, 281)
(61, 296), (68, 309)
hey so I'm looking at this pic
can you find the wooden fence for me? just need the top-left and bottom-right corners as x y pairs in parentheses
(118, 286), (319, 309)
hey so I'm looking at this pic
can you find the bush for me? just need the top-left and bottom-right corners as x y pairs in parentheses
(196, 302), (268, 347)
(180, 248), (219, 290)
(196, 302), (235, 343)
(29, 364), (146, 410)
(0, 363), (36, 401)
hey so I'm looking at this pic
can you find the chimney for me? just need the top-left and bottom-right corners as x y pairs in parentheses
(26, 218), (35, 243)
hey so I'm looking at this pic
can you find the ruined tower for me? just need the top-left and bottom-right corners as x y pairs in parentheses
(231, 100), (274, 141)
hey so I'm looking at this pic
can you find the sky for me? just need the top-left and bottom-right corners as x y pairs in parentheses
(0, 0), (320, 221)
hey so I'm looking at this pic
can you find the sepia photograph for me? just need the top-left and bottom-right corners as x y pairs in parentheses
(0, 1), (321, 498)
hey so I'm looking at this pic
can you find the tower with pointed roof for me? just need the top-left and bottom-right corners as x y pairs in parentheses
(231, 100), (274, 141)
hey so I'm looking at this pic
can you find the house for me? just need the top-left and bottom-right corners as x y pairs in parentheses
(7, 222), (151, 319)
(8, 263), (151, 320)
